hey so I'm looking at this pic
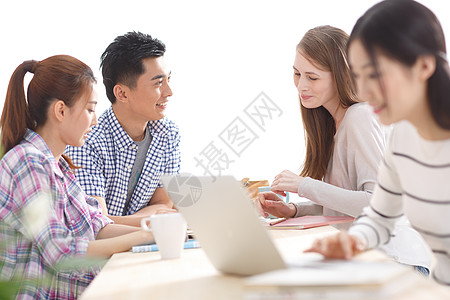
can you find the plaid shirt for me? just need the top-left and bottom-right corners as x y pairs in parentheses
(65, 107), (181, 216)
(0, 129), (112, 299)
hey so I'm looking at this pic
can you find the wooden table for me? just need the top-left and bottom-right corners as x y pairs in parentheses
(81, 226), (450, 300)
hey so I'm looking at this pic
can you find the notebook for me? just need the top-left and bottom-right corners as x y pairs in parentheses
(160, 174), (287, 276)
(268, 215), (354, 229)
(160, 175), (355, 275)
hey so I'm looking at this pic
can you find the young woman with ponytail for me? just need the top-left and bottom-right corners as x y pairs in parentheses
(305, 0), (450, 286)
(0, 55), (155, 299)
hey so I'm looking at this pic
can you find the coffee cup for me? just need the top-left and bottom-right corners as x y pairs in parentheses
(141, 213), (187, 259)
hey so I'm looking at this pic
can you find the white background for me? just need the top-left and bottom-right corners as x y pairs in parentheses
(0, 0), (448, 183)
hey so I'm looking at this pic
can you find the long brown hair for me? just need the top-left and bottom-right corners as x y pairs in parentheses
(0, 55), (96, 166)
(298, 26), (359, 180)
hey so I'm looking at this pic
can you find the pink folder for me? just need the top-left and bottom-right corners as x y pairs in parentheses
(269, 216), (354, 229)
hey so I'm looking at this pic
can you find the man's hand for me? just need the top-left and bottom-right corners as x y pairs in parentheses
(155, 207), (178, 215)
(91, 188), (176, 227)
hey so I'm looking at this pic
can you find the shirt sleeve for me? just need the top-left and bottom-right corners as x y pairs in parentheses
(10, 159), (92, 267)
(295, 177), (372, 217)
(348, 129), (404, 249)
(85, 195), (113, 236)
(65, 141), (106, 198)
(160, 129), (181, 187)
(292, 198), (323, 218)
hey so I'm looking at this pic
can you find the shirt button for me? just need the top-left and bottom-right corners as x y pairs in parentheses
(122, 193), (127, 198)
(127, 165), (132, 170)
(131, 144), (136, 149)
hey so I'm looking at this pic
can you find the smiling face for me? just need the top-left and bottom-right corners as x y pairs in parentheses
(293, 50), (339, 112)
(348, 39), (429, 126)
(125, 56), (172, 122)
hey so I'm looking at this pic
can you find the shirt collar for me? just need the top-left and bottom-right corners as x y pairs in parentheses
(148, 117), (171, 137)
(106, 106), (171, 151)
(24, 129), (69, 178)
(106, 107), (136, 151)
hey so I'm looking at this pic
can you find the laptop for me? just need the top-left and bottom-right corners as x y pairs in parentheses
(160, 174), (287, 276)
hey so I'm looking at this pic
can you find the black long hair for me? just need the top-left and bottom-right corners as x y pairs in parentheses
(348, 0), (450, 129)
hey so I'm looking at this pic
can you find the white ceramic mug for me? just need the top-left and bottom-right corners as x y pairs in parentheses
(141, 213), (187, 260)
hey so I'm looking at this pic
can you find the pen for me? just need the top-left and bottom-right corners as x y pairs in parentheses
(269, 218), (287, 226)
(132, 240), (200, 253)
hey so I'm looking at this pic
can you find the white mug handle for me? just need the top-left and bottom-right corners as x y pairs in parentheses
(140, 217), (153, 232)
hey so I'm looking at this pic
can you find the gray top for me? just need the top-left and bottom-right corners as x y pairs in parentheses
(294, 103), (386, 218)
(123, 128), (152, 215)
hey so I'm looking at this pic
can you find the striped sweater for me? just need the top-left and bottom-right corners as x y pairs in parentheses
(349, 121), (450, 285)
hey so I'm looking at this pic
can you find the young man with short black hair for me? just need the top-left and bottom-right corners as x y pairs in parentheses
(66, 31), (180, 226)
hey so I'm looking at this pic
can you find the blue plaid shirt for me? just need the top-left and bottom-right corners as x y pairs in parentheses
(65, 107), (181, 216)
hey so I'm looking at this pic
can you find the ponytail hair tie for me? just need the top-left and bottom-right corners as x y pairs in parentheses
(23, 60), (39, 74)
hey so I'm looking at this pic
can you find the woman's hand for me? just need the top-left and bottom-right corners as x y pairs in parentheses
(271, 170), (304, 196)
(253, 192), (297, 218)
(304, 232), (366, 259)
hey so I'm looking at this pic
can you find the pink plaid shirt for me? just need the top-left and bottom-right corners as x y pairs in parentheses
(0, 129), (112, 299)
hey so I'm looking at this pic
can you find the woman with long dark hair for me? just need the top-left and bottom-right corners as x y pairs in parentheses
(306, 0), (450, 285)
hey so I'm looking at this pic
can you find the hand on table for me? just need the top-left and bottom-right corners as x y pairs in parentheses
(304, 231), (366, 259)
(253, 192), (297, 218)
(271, 170), (304, 197)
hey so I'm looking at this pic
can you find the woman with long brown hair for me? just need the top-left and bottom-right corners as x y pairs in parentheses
(0, 55), (155, 299)
(254, 26), (431, 274)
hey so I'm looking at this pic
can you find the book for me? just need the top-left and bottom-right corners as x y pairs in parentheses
(244, 260), (420, 299)
(267, 216), (354, 230)
(132, 240), (200, 253)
